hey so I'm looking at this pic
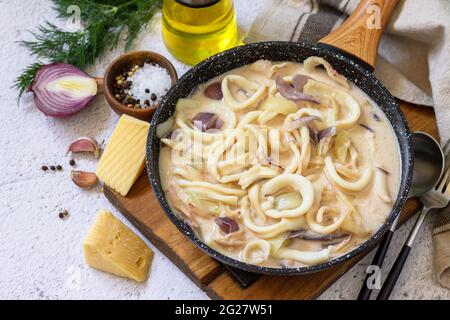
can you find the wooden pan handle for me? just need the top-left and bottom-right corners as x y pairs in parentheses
(318, 0), (399, 70)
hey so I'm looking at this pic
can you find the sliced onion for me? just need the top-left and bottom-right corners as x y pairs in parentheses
(30, 63), (97, 117)
(293, 74), (313, 92)
(204, 82), (223, 100)
(318, 126), (337, 141)
(308, 125), (320, 144)
(215, 217), (239, 234)
(373, 113), (381, 122)
(377, 167), (390, 175)
(192, 112), (222, 132)
(359, 123), (375, 133)
(156, 116), (175, 139)
(285, 115), (321, 132)
(304, 56), (350, 89)
(215, 118), (224, 129)
(275, 76), (320, 103)
(287, 229), (350, 242)
(309, 125), (336, 144)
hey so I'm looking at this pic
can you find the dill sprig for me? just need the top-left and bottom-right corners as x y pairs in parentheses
(14, 0), (162, 99)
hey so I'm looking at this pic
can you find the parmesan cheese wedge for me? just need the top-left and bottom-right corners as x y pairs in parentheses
(83, 209), (153, 282)
(96, 114), (149, 196)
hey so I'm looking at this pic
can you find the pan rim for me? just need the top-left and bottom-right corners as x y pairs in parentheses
(147, 41), (413, 276)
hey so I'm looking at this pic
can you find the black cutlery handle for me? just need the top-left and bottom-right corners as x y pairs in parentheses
(376, 206), (428, 300)
(376, 244), (411, 300)
(357, 229), (394, 300)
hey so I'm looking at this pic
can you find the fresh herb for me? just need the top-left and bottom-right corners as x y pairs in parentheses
(15, 62), (44, 98)
(14, 0), (162, 99)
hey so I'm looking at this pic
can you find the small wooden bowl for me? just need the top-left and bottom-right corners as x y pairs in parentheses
(103, 51), (178, 121)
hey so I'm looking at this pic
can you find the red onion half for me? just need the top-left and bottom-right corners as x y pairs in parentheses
(29, 63), (97, 117)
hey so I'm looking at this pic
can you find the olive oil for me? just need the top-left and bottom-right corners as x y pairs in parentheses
(162, 0), (239, 65)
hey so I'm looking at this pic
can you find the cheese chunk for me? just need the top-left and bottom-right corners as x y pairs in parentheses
(83, 209), (153, 282)
(96, 114), (149, 196)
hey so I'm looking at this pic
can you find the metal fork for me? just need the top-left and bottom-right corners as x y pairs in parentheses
(376, 141), (450, 300)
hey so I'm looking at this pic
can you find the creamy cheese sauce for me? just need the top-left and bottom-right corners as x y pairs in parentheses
(158, 59), (400, 268)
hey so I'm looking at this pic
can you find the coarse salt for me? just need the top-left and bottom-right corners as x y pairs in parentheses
(126, 63), (171, 108)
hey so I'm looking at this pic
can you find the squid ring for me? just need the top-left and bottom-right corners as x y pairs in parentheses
(222, 75), (266, 111)
(241, 240), (271, 265)
(324, 156), (373, 191)
(241, 197), (306, 239)
(303, 80), (361, 129)
(260, 174), (314, 219)
(306, 206), (348, 234)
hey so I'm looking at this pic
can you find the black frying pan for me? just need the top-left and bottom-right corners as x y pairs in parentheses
(146, 0), (413, 275)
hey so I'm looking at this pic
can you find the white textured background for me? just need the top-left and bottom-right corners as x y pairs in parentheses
(0, 0), (448, 300)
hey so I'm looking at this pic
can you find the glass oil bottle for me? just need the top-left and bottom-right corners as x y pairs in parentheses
(162, 0), (239, 65)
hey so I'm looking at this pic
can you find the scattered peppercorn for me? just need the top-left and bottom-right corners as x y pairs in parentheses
(50, 166), (56, 171)
(69, 159), (76, 166)
(42, 166), (48, 171)
(56, 165), (63, 171)
(145, 88), (150, 94)
(58, 209), (70, 220)
(151, 93), (157, 101)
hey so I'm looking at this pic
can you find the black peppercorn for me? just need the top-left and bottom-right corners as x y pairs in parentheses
(145, 88), (150, 94)
(56, 165), (62, 171)
(123, 81), (131, 89)
(50, 166), (56, 171)
(58, 209), (69, 220)
(151, 93), (157, 101)
(69, 159), (76, 166)
(42, 166), (48, 171)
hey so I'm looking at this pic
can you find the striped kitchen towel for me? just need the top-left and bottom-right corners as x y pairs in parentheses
(246, 0), (450, 142)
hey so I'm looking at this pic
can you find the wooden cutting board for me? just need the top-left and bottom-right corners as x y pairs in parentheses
(104, 101), (438, 300)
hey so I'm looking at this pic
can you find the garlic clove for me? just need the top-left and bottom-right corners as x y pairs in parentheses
(71, 171), (98, 189)
(68, 137), (101, 158)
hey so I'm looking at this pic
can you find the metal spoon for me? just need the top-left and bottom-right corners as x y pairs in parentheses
(357, 132), (445, 300)
(377, 135), (449, 299)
